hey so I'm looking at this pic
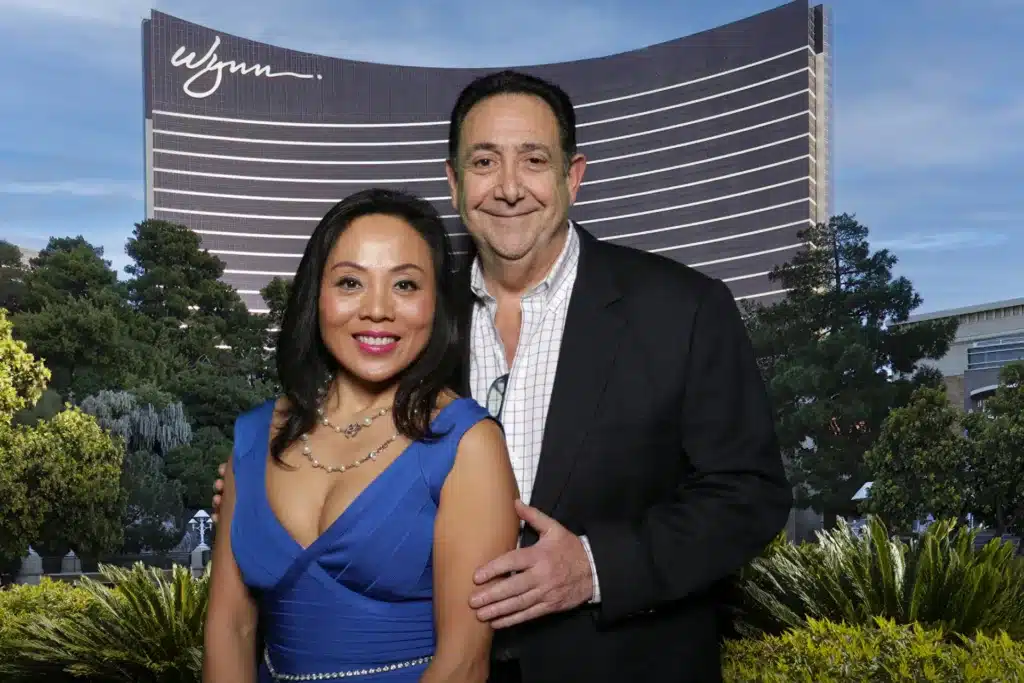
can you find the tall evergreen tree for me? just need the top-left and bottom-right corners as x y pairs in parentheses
(743, 214), (958, 521)
(21, 236), (123, 311)
(11, 236), (156, 398)
(259, 276), (292, 386)
(124, 219), (274, 434)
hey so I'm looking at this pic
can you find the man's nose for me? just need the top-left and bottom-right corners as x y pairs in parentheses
(495, 161), (525, 202)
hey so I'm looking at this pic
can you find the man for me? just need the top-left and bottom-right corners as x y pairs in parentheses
(213, 70), (791, 683)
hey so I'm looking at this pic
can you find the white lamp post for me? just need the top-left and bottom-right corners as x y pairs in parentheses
(189, 510), (213, 550)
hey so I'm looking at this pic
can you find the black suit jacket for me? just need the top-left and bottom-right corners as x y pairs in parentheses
(455, 225), (792, 683)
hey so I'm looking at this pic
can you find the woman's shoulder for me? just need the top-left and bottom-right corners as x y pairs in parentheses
(427, 393), (492, 440)
(231, 397), (281, 458)
(419, 392), (498, 499)
(432, 390), (488, 422)
(432, 388), (460, 414)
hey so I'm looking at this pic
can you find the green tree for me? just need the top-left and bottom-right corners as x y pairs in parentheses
(743, 214), (958, 521)
(170, 363), (269, 436)
(124, 219), (264, 358)
(13, 297), (154, 398)
(79, 390), (192, 456)
(124, 219), (273, 429)
(80, 390), (192, 551)
(20, 236), (122, 311)
(12, 388), (63, 426)
(0, 241), (21, 267)
(0, 309), (125, 567)
(125, 219), (232, 321)
(259, 276), (291, 385)
(0, 240), (28, 313)
(8, 408), (127, 558)
(864, 386), (972, 531)
(260, 276), (291, 330)
(0, 309), (49, 418)
(963, 361), (1024, 535)
(118, 451), (186, 552)
(165, 426), (233, 512)
(11, 236), (164, 398)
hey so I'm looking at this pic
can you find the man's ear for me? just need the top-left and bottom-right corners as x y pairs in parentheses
(445, 159), (459, 212)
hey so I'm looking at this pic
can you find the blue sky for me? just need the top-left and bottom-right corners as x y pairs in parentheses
(0, 0), (1020, 314)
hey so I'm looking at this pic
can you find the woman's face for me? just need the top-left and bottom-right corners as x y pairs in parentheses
(318, 213), (436, 387)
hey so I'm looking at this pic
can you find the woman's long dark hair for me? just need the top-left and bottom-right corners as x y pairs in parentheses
(270, 188), (461, 463)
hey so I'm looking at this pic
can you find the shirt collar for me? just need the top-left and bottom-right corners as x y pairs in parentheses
(469, 221), (580, 304)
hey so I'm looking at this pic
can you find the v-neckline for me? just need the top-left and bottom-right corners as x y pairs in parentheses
(260, 398), (463, 553)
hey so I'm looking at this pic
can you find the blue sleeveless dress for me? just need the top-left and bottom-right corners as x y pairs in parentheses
(229, 397), (491, 682)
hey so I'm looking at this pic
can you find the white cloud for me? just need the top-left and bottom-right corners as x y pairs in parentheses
(0, 0), (152, 27)
(835, 70), (1024, 171)
(0, 180), (142, 199)
(873, 231), (1009, 252)
(175, 0), (651, 69)
(0, 0), (654, 72)
(0, 226), (50, 248)
(965, 210), (1024, 223)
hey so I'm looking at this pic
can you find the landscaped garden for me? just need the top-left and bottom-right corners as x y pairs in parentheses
(3, 517), (1023, 682)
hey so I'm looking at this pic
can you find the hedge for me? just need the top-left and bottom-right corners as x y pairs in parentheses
(4, 565), (1024, 682)
(723, 617), (1024, 682)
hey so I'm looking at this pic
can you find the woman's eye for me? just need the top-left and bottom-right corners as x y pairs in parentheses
(336, 276), (360, 289)
(395, 280), (419, 292)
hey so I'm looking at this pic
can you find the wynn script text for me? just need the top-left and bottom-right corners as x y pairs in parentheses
(170, 36), (320, 99)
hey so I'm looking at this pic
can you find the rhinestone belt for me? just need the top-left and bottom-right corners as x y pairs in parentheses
(263, 648), (433, 680)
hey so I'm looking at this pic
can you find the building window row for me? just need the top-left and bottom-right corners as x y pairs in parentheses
(967, 332), (1024, 371)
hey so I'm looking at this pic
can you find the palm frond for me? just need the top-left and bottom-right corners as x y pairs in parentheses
(4, 562), (209, 683)
(732, 516), (1024, 640)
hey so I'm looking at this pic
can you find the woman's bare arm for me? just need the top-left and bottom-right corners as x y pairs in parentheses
(203, 454), (259, 683)
(421, 419), (520, 683)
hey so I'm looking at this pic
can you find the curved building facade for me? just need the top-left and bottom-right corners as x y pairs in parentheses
(142, 0), (832, 312)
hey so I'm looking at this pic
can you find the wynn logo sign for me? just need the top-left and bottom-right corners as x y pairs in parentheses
(170, 36), (321, 99)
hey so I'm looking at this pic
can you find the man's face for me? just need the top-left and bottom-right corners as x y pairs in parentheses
(446, 93), (586, 264)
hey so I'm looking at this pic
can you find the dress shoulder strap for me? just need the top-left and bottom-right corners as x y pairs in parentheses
(230, 398), (276, 476)
(420, 397), (494, 504)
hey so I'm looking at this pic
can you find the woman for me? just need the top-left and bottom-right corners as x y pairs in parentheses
(203, 188), (520, 682)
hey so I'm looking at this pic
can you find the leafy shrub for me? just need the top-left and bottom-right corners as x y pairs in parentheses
(731, 516), (1024, 640)
(0, 577), (95, 620)
(0, 579), (95, 682)
(2, 562), (208, 683)
(723, 617), (1024, 682)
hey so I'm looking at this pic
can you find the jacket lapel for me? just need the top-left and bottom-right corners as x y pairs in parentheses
(527, 227), (625, 520)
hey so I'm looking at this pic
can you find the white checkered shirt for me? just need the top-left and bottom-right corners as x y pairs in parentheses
(468, 224), (602, 602)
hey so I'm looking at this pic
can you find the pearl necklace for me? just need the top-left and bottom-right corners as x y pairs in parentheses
(299, 431), (400, 474)
(306, 383), (399, 474)
(316, 404), (390, 438)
